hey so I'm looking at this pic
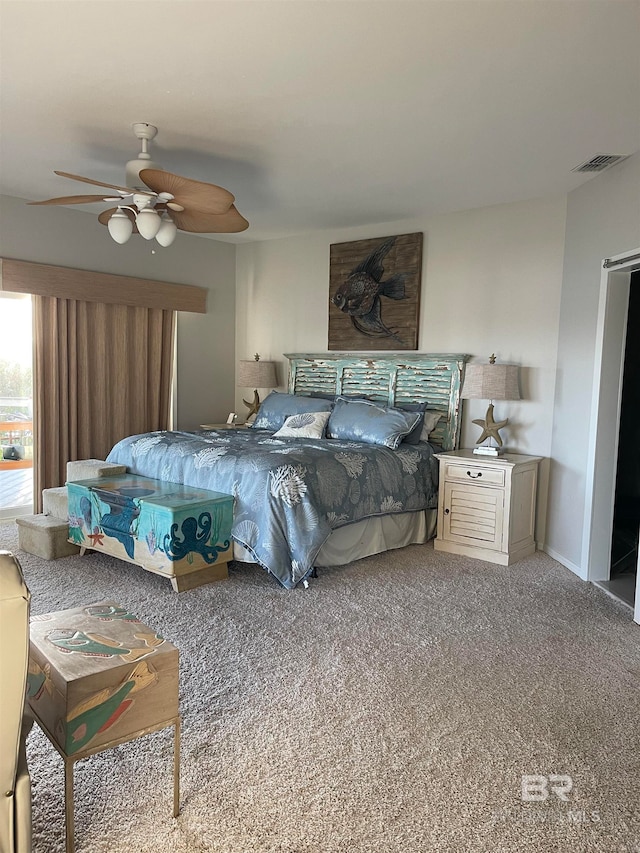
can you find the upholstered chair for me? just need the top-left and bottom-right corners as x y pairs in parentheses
(0, 551), (32, 853)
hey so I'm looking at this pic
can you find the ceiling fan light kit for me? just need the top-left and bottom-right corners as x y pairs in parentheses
(135, 206), (163, 240)
(29, 123), (249, 247)
(156, 215), (178, 247)
(107, 208), (134, 244)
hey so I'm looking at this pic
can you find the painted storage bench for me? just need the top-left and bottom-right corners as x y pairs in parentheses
(67, 474), (234, 591)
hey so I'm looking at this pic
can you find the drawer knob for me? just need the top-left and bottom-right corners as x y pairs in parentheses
(466, 470), (482, 479)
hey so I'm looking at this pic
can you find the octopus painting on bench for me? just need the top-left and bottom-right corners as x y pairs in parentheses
(69, 482), (230, 567)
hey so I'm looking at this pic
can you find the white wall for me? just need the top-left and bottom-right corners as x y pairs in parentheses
(546, 153), (640, 577)
(0, 194), (237, 430)
(236, 195), (567, 545)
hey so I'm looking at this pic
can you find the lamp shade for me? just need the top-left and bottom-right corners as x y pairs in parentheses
(136, 207), (162, 240)
(155, 216), (178, 247)
(107, 209), (133, 244)
(237, 358), (277, 389)
(461, 363), (520, 401)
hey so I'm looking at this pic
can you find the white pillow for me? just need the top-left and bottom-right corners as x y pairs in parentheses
(420, 410), (442, 442)
(273, 410), (331, 439)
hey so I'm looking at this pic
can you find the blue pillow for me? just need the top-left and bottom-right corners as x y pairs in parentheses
(310, 392), (374, 400)
(326, 397), (420, 449)
(311, 395), (426, 445)
(251, 391), (334, 431)
(399, 402), (428, 445)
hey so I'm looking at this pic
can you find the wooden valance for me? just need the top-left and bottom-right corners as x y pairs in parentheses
(0, 258), (207, 313)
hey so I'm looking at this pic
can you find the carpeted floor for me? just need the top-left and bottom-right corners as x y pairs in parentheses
(2, 519), (639, 853)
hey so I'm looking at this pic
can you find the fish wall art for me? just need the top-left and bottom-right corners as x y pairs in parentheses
(329, 232), (422, 350)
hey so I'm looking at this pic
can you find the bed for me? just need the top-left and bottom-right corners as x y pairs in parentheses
(106, 352), (468, 588)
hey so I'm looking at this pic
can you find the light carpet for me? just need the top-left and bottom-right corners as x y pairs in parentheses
(2, 520), (639, 853)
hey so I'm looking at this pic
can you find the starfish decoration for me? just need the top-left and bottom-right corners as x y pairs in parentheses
(472, 403), (508, 447)
(242, 389), (261, 419)
(88, 528), (105, 547)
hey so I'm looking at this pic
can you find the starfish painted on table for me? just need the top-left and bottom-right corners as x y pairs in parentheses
(472, 403), (508, 447)
(88, 528), (105, 547)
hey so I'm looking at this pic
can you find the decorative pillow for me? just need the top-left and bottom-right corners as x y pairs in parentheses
(309, 392), (371, 401)
(251, 391), (333, 431)
(273, 411), (331, 439)
(398, 402), (428, 445)
(420, 410), (443, 442)
(326, 397), (420, 449)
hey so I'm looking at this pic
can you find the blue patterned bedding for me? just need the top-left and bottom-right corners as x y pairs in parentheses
(106, 429), (439, 589)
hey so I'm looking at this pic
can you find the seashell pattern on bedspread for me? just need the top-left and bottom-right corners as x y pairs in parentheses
(107, 429), (439, 588)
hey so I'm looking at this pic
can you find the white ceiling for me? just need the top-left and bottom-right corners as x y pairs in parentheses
(1, 0), (639, 243)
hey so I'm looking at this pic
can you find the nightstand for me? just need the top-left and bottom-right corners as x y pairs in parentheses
(433, 449), (542, 565)
(199, 423), (248, 430)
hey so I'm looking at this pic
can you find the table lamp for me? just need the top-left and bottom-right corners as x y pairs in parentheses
(461, 354), (520, 455)
(237, 354), (277, 420)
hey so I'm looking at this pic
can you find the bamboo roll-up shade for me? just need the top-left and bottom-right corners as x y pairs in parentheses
(0, 258), (206, 313)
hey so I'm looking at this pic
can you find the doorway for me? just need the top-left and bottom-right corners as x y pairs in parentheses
(585, 248), (640, 624)
(604, 271), (640, 607)
(0, 293), (33, 519)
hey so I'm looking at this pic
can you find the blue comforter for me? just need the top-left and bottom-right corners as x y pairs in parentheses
(107, 429), (439, 588)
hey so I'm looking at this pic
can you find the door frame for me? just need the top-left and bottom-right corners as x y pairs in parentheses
(0, 292), (34, 518)
(583, 247), (640, 623)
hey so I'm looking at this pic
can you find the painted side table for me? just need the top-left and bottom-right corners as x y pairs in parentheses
(27, 601), (180, 853)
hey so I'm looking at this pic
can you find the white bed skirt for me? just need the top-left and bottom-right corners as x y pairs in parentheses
(233, 509), (437, 568)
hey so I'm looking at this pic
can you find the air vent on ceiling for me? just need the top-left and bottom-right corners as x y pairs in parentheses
(572, 153), (629, 173)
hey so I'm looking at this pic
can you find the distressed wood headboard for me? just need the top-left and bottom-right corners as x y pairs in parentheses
(285, 352), (469, 451)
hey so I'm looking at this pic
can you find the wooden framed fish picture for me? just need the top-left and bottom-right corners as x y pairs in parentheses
(329, 232), (423, 351)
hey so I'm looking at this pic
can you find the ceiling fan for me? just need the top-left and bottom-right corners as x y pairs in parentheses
(29, 123), (249, 246)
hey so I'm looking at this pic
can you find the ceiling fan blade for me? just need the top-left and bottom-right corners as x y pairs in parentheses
(98, 207), (140, 233)
(140, 169), (235, 215)
(28, 194), (116, 206)
(169, 205), (249, 234)
(54, 170), (135, 193)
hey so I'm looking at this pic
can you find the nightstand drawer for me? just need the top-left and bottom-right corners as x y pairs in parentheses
(444, 463), (505, 487)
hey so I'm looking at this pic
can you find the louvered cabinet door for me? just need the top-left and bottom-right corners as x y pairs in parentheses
(441, 481), (504, 550)
(434, 450), (542, 566)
